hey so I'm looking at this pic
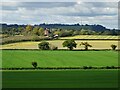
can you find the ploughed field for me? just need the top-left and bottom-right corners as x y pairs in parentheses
(2, 50), (118, 68)
(2, 70), (118, 88)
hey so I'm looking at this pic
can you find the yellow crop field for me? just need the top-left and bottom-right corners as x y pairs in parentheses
(60, 35), (119, 39)
(1, 40), (119, 50)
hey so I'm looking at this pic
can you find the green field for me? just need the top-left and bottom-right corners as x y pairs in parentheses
(2, 70), (118, 88)
(2, 50), (118, 68)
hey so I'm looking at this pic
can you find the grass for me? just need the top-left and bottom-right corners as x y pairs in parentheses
(1, 40), (118, 49)
(2, 70), (118, 88)
(2, 50), (118, 68)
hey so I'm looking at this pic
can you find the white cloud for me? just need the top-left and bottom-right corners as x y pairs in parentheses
(1, 2), (19, 6)
(1, 2), (118, 29)
(2, 0), (120, 2)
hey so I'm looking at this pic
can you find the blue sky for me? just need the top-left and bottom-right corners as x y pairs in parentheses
(1, 0), (119, 29)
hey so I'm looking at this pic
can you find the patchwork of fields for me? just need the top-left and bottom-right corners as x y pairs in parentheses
(1, 35), (119, 88)
(2, 50), (118, 68)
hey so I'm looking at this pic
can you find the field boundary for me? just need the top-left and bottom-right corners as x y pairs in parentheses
(1, 49), (120, 51)
(1, 66), (120, 70)
(1, 35), (120, 45)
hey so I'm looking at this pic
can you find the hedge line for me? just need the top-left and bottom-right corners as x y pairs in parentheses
(1, 36), (52, 45)
(1, 66), (120, 70)
(2, 36), (119, 45)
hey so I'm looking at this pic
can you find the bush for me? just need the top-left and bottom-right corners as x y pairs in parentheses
(83, 66), (88, 69)
(1, 36), (52, 45)
(32, 62), (37, 68)
(106, 66), (111, 69)
(50, 44), (58, 50)
(111, 44), (117, 50)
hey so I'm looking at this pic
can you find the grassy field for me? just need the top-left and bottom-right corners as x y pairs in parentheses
(1, 40), (118, 49)
(2, 70), (118, 88)
(2, 50), (118, 68)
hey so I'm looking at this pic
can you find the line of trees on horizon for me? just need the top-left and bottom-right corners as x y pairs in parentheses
(1, 23), (120, 37)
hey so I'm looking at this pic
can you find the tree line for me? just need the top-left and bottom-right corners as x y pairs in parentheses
(1, 24), (120, 37)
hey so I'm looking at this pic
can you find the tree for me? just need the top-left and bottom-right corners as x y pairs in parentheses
(18, 26), (25, 35)
(111, 44), (117, 50)
(79, 29), (89, 35)
(80, 42), (92, 50)
(72, 30), (80, 36)
(53, 30), (61, 35)
(38, 42), (50, 50)
(33, 26), (40, 35)
(59, 30), (73, 37)
(25, 25), (33, 35)
(62, 39), (77, 50)
(26, 25), (33, 32)
(32, 62), (37, 68)
(38, 27), (44, 36)
(102, 30), (112, 35)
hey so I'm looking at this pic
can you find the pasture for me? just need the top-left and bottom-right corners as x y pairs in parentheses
(2, 50), (118, 68)
(2, 70), (118, 88)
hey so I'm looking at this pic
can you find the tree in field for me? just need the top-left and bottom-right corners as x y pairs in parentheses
(32, 62), (37, 68)
(38, 42), (50, 50)
(80, 42), (92, 50)
(111, 44), (117, 50)
(62, 39), (77, 50)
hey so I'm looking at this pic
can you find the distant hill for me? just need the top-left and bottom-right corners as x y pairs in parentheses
(38, 23), (108, 32)
(0, 23), (119, 35)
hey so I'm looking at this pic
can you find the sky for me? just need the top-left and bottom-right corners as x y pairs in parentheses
(1, 0), (119, 29)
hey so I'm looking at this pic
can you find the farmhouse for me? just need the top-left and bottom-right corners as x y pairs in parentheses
(44, 28), (50, 36)
(44, 28), (59, 38)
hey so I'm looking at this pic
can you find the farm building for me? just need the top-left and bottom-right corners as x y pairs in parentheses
(44, 28), (50, 36)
